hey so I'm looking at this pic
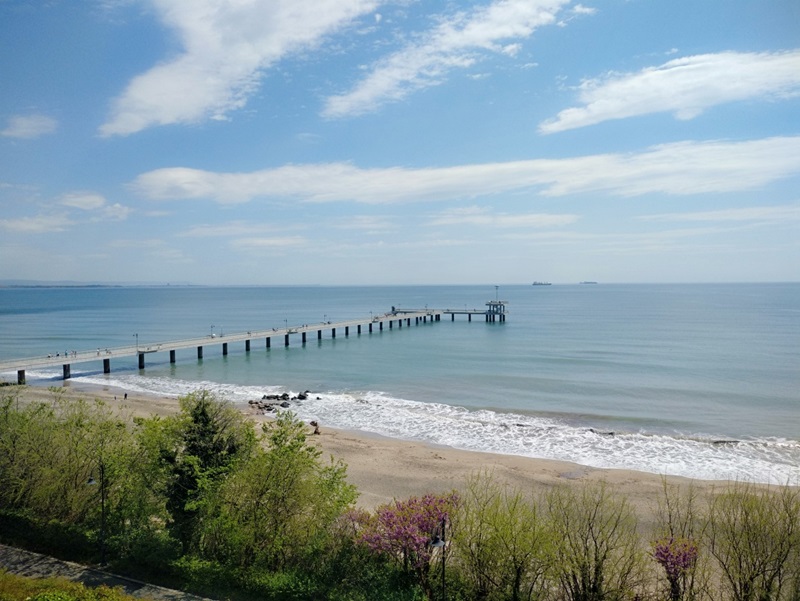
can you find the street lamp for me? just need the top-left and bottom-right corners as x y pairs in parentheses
(210, 324), (215, 338)
(134, 333), (138, 350)
(430, 518), (447, 601)
(87, 464), (107, 565)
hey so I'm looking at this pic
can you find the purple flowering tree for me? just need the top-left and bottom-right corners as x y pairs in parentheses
(652, 537), (699, 601)
(354, 492), (458, 598)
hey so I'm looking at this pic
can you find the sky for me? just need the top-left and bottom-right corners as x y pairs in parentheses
(1, 0), (799, 286)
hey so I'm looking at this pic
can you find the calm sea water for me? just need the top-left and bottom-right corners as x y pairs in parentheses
(1, 283), (798, 484)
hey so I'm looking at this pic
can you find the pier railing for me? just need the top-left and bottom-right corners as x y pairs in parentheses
(1, 302), (507, 384)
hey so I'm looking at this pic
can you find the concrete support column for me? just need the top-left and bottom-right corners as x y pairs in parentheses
(452, 314), (455, 321)
(139, 352), (145, 369)
(266, 337), (271, 348)
(302, 332), (307, 344)
(170, 350), (176, 363)
(332, 328), (336, 338)
(104, 358), (111, 374)
(197, 346), (203, 359)
(284, 334), (290, 347)
(380, 321), (383, 331)
(62, 364), (71, 380)
(389, 320), (393, 329)
(369, 323), (373, 333)
(17, 370), (25, 385)
(245, 339), (250, 352)
(223, 342), (228, 356)
(318, 330), (322, 340)
(345, 326), (349, 337)
(469, 314), (472, 322)
(358, 324), (361, 334)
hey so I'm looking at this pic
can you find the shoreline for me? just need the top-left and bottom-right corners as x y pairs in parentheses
(3, 381), (739, 528)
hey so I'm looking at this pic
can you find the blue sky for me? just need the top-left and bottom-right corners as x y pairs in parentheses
(1, 0), (798, 285)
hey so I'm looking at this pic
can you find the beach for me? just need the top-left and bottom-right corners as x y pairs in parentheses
(6, 381), (728, 531)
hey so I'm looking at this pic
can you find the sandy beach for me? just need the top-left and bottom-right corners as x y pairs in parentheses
(4, 381), (730, 530)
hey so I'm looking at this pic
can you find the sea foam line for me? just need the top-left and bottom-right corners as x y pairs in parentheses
(16, 370), (800, 486)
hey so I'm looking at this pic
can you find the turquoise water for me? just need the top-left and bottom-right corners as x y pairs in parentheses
(1, 283), (798, 483)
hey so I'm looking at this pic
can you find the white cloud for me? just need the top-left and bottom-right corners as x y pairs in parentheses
(0, 214), (72, 233)
(99, 203), (132, 221)
(540, 49), (800, 133)
(230, 236), (308, 249)
(133, 136), (800, 204)
(322, 0), (568, 118)
(60, 192), (131, 221)
(1, 114), (58, 139)
(639, 205), (800, 223)
(61, 192), (107, 210)
(99, 0), (379, 136)
(427, 206), (579, 227)
(181, 221), (284, 238)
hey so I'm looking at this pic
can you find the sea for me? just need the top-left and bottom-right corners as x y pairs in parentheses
(1, 283), (798, 485)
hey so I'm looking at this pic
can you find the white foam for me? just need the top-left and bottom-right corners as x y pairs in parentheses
(15, 370), (800, 486)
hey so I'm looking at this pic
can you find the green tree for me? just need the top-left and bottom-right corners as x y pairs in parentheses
(138, 390), (256, 553)
(707, 482), (800, 601)
(453, 471), (553, 601)
(547, 481), (644, 601)
(199, 410), (358, 572)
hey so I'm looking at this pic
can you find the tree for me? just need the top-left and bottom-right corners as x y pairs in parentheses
(198, 410), (358, 571)
(453, 471), (553, 601)
(707, 482), (800, 601)
(651, 480), (707, 601)
(355, 491), (459, 600)
(140, 390), (256, 553)
(547, 481), (644, 601)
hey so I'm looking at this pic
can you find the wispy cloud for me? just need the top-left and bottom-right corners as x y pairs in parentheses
(540, 49), (800, 133)
(99, 0), (379, 136)
(0, 214), (72, 233)
(638, 205), (800, 223)
(60, 192), (132, 221)
(427, 206), (579, 227)
(322, 0), (568, 118)
(133, 136), (800, 204)
(60, 192), (107, 210)
(1, 114), (58, 139)
(181, 221), (283, 238)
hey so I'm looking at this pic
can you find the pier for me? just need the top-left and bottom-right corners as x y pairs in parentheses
(1, 301), (507, 385)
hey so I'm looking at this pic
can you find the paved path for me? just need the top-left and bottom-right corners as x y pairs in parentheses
(0, 544), (215, 601)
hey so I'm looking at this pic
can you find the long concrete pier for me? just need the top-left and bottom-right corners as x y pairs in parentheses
(1, 301), (507, 385)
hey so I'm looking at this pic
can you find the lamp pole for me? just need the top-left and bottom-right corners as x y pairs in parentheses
(430, 518), (447, 601)
(210, 324), (215, 337)
(134, 333), (138, 351)
(88, 463), (107, 565)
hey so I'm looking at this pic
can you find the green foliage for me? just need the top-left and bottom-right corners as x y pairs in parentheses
(0, 572), (132, 601)
(452, 471), (554, 601)
(198, 411), (358, 571)
(29, 592), (78, 601)
(547, 481), (645, 601)
(707, 482), (800, 601)
(137, 390), (257, 553)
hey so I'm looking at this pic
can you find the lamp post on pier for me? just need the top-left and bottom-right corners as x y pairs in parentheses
(134, 333), (138, 351)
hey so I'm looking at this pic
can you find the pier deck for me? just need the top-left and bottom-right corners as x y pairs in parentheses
(0, 310), (441, 384)
(1, 301), (507, 385)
